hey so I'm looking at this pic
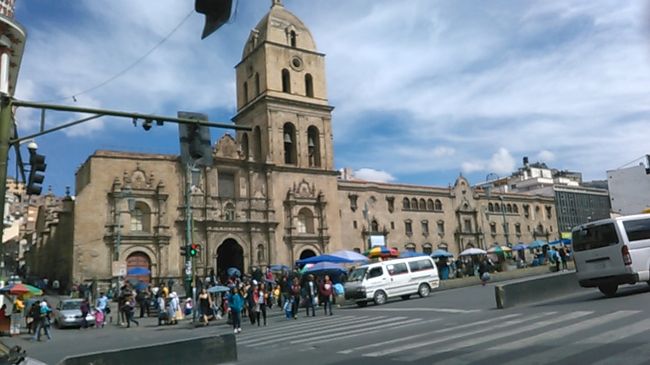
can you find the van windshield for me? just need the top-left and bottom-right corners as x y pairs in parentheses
(573, 223), (619, 252)
(348, 268), (367, 282)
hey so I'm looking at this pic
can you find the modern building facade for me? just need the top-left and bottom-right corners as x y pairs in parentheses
(607, 156), (650, 215)
(26, 1), (557, 290)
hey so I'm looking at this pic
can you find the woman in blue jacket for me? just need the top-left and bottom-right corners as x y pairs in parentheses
(229, 287), (244, 334)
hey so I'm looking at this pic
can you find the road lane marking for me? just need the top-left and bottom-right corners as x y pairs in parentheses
(338, 313), (522, 354)
(318, 318), (441, 345)
(289, 317), (424, 344)
(240, 316), (403, 346)
(392, 311), (592, 362)
(362, 307), (481, 314)
(237, 315), (376, 343)
(362, 311), (564, 358)
(236, 315), (361, 341)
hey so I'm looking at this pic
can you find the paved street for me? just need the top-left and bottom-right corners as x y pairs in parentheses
(5, 277), (650, 364)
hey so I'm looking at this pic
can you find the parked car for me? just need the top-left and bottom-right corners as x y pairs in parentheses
(53, 299), (95, 329)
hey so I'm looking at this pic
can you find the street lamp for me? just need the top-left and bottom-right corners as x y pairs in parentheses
(499, 195), (510, 246)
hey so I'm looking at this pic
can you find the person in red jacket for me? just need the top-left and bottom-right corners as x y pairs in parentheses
(319, 275), (334, 316)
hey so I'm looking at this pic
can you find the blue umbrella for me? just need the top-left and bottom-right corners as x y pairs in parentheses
(127, 267), (151, 276)
(207, 285), (230, 294)
(297, 254), (351, 265)
(431, 249), (454, 258)
(304, 262), (346, 274)
(400, 251), (428, 258)
(227, 267), (241, 277)
(269, 264), (290, 272)
(528, 240), (547, 249)
(328, 250), (369, 263)
(512, 244), (528, 251)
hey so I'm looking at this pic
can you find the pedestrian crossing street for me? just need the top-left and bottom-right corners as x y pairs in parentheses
(235, 309), (650, 364)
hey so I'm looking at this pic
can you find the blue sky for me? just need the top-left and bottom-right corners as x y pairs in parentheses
(13, 0), (650, 195)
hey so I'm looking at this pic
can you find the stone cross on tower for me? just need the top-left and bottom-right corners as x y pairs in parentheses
(272, 0), (283, 7)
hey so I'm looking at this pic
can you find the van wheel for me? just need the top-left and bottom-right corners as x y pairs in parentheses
(374, 290), (387, 305)
(356, 301), (368, 308)
(401, 294), (411, 300)
(418, 283), (431, 298)
(598, 284), (618, 297)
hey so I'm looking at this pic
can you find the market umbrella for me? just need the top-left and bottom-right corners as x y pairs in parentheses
(269, 264), (290, 272)
(459, 248), (487, 256)
(399, 251), (428, 258)
(328, 250), (369, 263)
(207, 285), (230, 294)
(528, 240), (548, 249)
(431, 249), (454, 258)
(364, 246), (399, 259)
(0, 283), (42, 296)
(227, 267), (241, 277)
(303, 262), (346, 274)
(296, 254), (345, 265)
(549, 239), (571, 247)
(127, 267), (151, 276)
(487, 246), (512, 254)
(512, 243), (528, 251)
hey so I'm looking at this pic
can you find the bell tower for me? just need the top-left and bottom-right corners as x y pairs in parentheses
(233, 0), (334, 171)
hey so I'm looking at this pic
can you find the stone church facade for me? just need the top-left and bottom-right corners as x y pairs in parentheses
(34, 2), (557, 288)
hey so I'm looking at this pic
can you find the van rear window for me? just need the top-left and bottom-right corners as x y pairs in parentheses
(623, 219), (650, 242)
(572, 223), (619, 252)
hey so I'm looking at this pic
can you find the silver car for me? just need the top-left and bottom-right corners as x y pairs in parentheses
(53, 299), (95, 329)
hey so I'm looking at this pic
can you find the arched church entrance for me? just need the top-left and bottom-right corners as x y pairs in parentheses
(299, 249), (317, 260)
(217, 239), (244, 282)
(125, 252), (151, 284)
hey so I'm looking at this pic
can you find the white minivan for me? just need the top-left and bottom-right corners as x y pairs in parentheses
(344, 256), (440, 306)
(573, 213), (650, 297)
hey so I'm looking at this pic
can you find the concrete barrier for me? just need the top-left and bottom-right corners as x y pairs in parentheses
(58, 333), (236, 365)
(495, 271), (579, 309)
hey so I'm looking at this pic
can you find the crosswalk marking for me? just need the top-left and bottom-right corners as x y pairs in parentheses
(241, 316), (403, 346)
(318, 318), (441, 345)
(392, 311), (593, 362)
(289, 317), (424, 344)
(590, 333), (650, 365)
(362, 307), (481, 314)
(337, 313), (522, 354)
(236, 315), (362, 342)
(362, 311), (559, 358)
(500, 316), (650, 365)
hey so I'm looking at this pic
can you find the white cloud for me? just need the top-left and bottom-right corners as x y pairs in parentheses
(489, 148), (516, 175)
(353, 168), (396, 183)
(461, 161), (485, 174)
(432, 146), (456, 157)
(536, 150), (556, 162)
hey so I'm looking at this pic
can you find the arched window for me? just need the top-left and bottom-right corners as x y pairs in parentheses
(241, 133), (249, 160)
(434, 199), (442, 211)
(296, 208), (314, 233)
(254, 126), (262, 162)
(513, 204), (519, 214)
(130, 202), (150, 232)
(243, 81), (248, 103)
(427, 199), (434, 211)
(507, 204), (513, 213)
(257, 244), (265, 263)
(282, 69), (291, 93)
(411, 198), (418, 210)
(290, 30), (297, 47)
(254, 72), (260, 95)
(403, 198), (410, 210)
(305, 73), (314, 97)
(495, 203), (500, 212)
(405, 243), (416, 252)
(419, 199), (426, 210)
(371, 219), (379, 232)
(422, 243), (433, 255)
(224, 203), (235, 221)
(488, 203), (494, 212)
(307, 126), (321, 167)
(283, 123), (296, 164)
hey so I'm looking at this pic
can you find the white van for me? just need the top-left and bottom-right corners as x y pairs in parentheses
(573, 213), (650, 297)
(344, 256), (440, 306)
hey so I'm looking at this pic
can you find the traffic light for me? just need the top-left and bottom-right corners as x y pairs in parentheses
(195, 0), (233, 39)
(190, 243), (200, 257)
(26, 148), (46, 195)
(178, 111), (213, 167)
(180, 246), (188, 257)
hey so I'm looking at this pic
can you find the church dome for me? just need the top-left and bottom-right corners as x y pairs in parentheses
(242, 0), (317, 59)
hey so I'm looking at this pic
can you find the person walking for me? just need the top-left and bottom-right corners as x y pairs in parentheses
(319, 275), (334, 316)
(80, 298), (90, 329)
(229, 287), (244, 334)
(198, 288), (212, 326)
(124, 295), (139, 328)
(137, 287), (151, 318)
(290, 277), (301, 320)
(304, 275), (317, 317)
(32, 300), (52, 341)
(559, 246), (568, 271)
(27, 301), (40, 335)
(246, 280), (257, 325)
(96, 292), (108, 328)
(478, 258), (490, 286)
(255, 284), (267, 326)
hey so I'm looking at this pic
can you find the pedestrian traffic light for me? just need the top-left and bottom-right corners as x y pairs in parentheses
(178, 111), (213, 167)
(195, 0), (233, 39)
(26, 148), (46, 195)
(180, 246), (188, 257)
(190, 243), (200, 257)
